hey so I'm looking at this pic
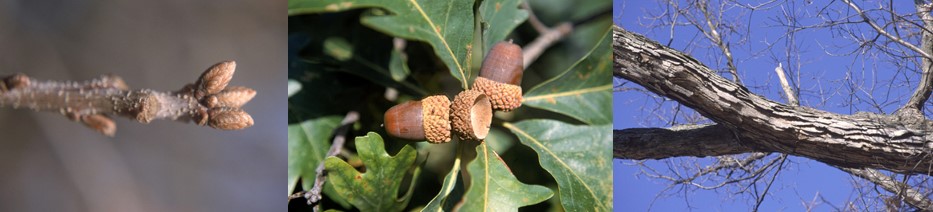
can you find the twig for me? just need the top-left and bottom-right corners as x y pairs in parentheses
(522, 22), (573, 69)
(774, 63), (799, 106)
(303, 111), (360, 207)
(0, 61), (255, 136)
(520, 1), (548, 34)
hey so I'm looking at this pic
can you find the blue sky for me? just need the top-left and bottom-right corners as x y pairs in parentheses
(614, 0), (924, 211)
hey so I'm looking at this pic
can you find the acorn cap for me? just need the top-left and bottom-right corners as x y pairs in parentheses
(451, 89), (492, 141)
(474, 77), (522, 111)
(480, 41), (523, 85)
(421, 95), (452, 143)
(384, 95), (451, 143)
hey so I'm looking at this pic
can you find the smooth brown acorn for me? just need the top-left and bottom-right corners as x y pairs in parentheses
(450, 89), (492, 141)
(384, 95), (452, 143)
(474, 41), (524, 112)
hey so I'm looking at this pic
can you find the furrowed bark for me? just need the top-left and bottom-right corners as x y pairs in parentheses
(613, 124), (933, 210)
(614, 124), (758, 159)
(614, 25), (933, 175)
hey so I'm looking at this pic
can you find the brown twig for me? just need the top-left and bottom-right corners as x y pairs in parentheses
(518, 1), (576, 69)
(522, 22), (573, 69)
(520, 1), (548, 34)
(0, 61), (256, 136)
(287, 111), (360, 208)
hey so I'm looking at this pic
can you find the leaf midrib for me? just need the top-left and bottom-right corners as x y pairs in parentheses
(408, 0), (467, 87)
(523, 84), (612, 101)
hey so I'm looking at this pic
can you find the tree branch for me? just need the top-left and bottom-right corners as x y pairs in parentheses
(697, 0), (741, 84)
(615, 25), (933, 175)
(614, 124), (759, 160)
(901, 1), (933, 113)
(614, 124), (933, 210)
(837, 167), (933, 211)
(0, 61), (255, 136)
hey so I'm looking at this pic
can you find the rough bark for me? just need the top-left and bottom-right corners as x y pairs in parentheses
(614, 25), (933, 175)
(614, 124), (758, 159)
(614, 124), (933, 210)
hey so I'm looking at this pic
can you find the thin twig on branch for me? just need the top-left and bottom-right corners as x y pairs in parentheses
(0, 61), (256, 136)
(287, 111), (360, 208)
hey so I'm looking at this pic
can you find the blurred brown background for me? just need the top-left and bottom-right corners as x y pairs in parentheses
(0, 0), (284, 211)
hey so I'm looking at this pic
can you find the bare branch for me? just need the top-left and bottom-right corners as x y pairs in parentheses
(838, 167), (933, 211)
(615, 26), (933, 175)
(306, 111), (359, 207)
(774, 63), (799, 105)
(842, 0), (932, 60)
(0, 61), (255, 136)
(901, 1), (933, 112)
(697, 0), (741, 84)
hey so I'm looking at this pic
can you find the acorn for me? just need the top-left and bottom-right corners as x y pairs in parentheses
(450, 89), (492, 141)
(474, 41), (524, 112)
(384, 95), (452, 143)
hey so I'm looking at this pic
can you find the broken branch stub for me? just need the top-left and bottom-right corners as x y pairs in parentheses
(0, 60), (256, 136)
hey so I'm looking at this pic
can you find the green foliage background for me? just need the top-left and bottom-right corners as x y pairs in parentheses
(288, 0), (611, 211)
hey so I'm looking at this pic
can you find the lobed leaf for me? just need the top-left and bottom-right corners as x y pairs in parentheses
(325, 132), (418, 212)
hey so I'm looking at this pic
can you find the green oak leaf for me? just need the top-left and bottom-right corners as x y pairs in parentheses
(287, 116), (342, 194)
(479, 0), (528, 53)
(522, 28), (612, 125)
(325, 132), (418, 212)
(289, 0), (476, 89)
(504, 120), (612, 211)
(456, 142), (553, 211)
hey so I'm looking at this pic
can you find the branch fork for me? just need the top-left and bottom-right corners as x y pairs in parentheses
(0, 60), (256, 136)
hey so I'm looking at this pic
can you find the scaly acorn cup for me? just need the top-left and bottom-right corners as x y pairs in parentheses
(384, 95), (452, 143)
(474, 41), (524, 111)
(451, 89), (492, 141)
